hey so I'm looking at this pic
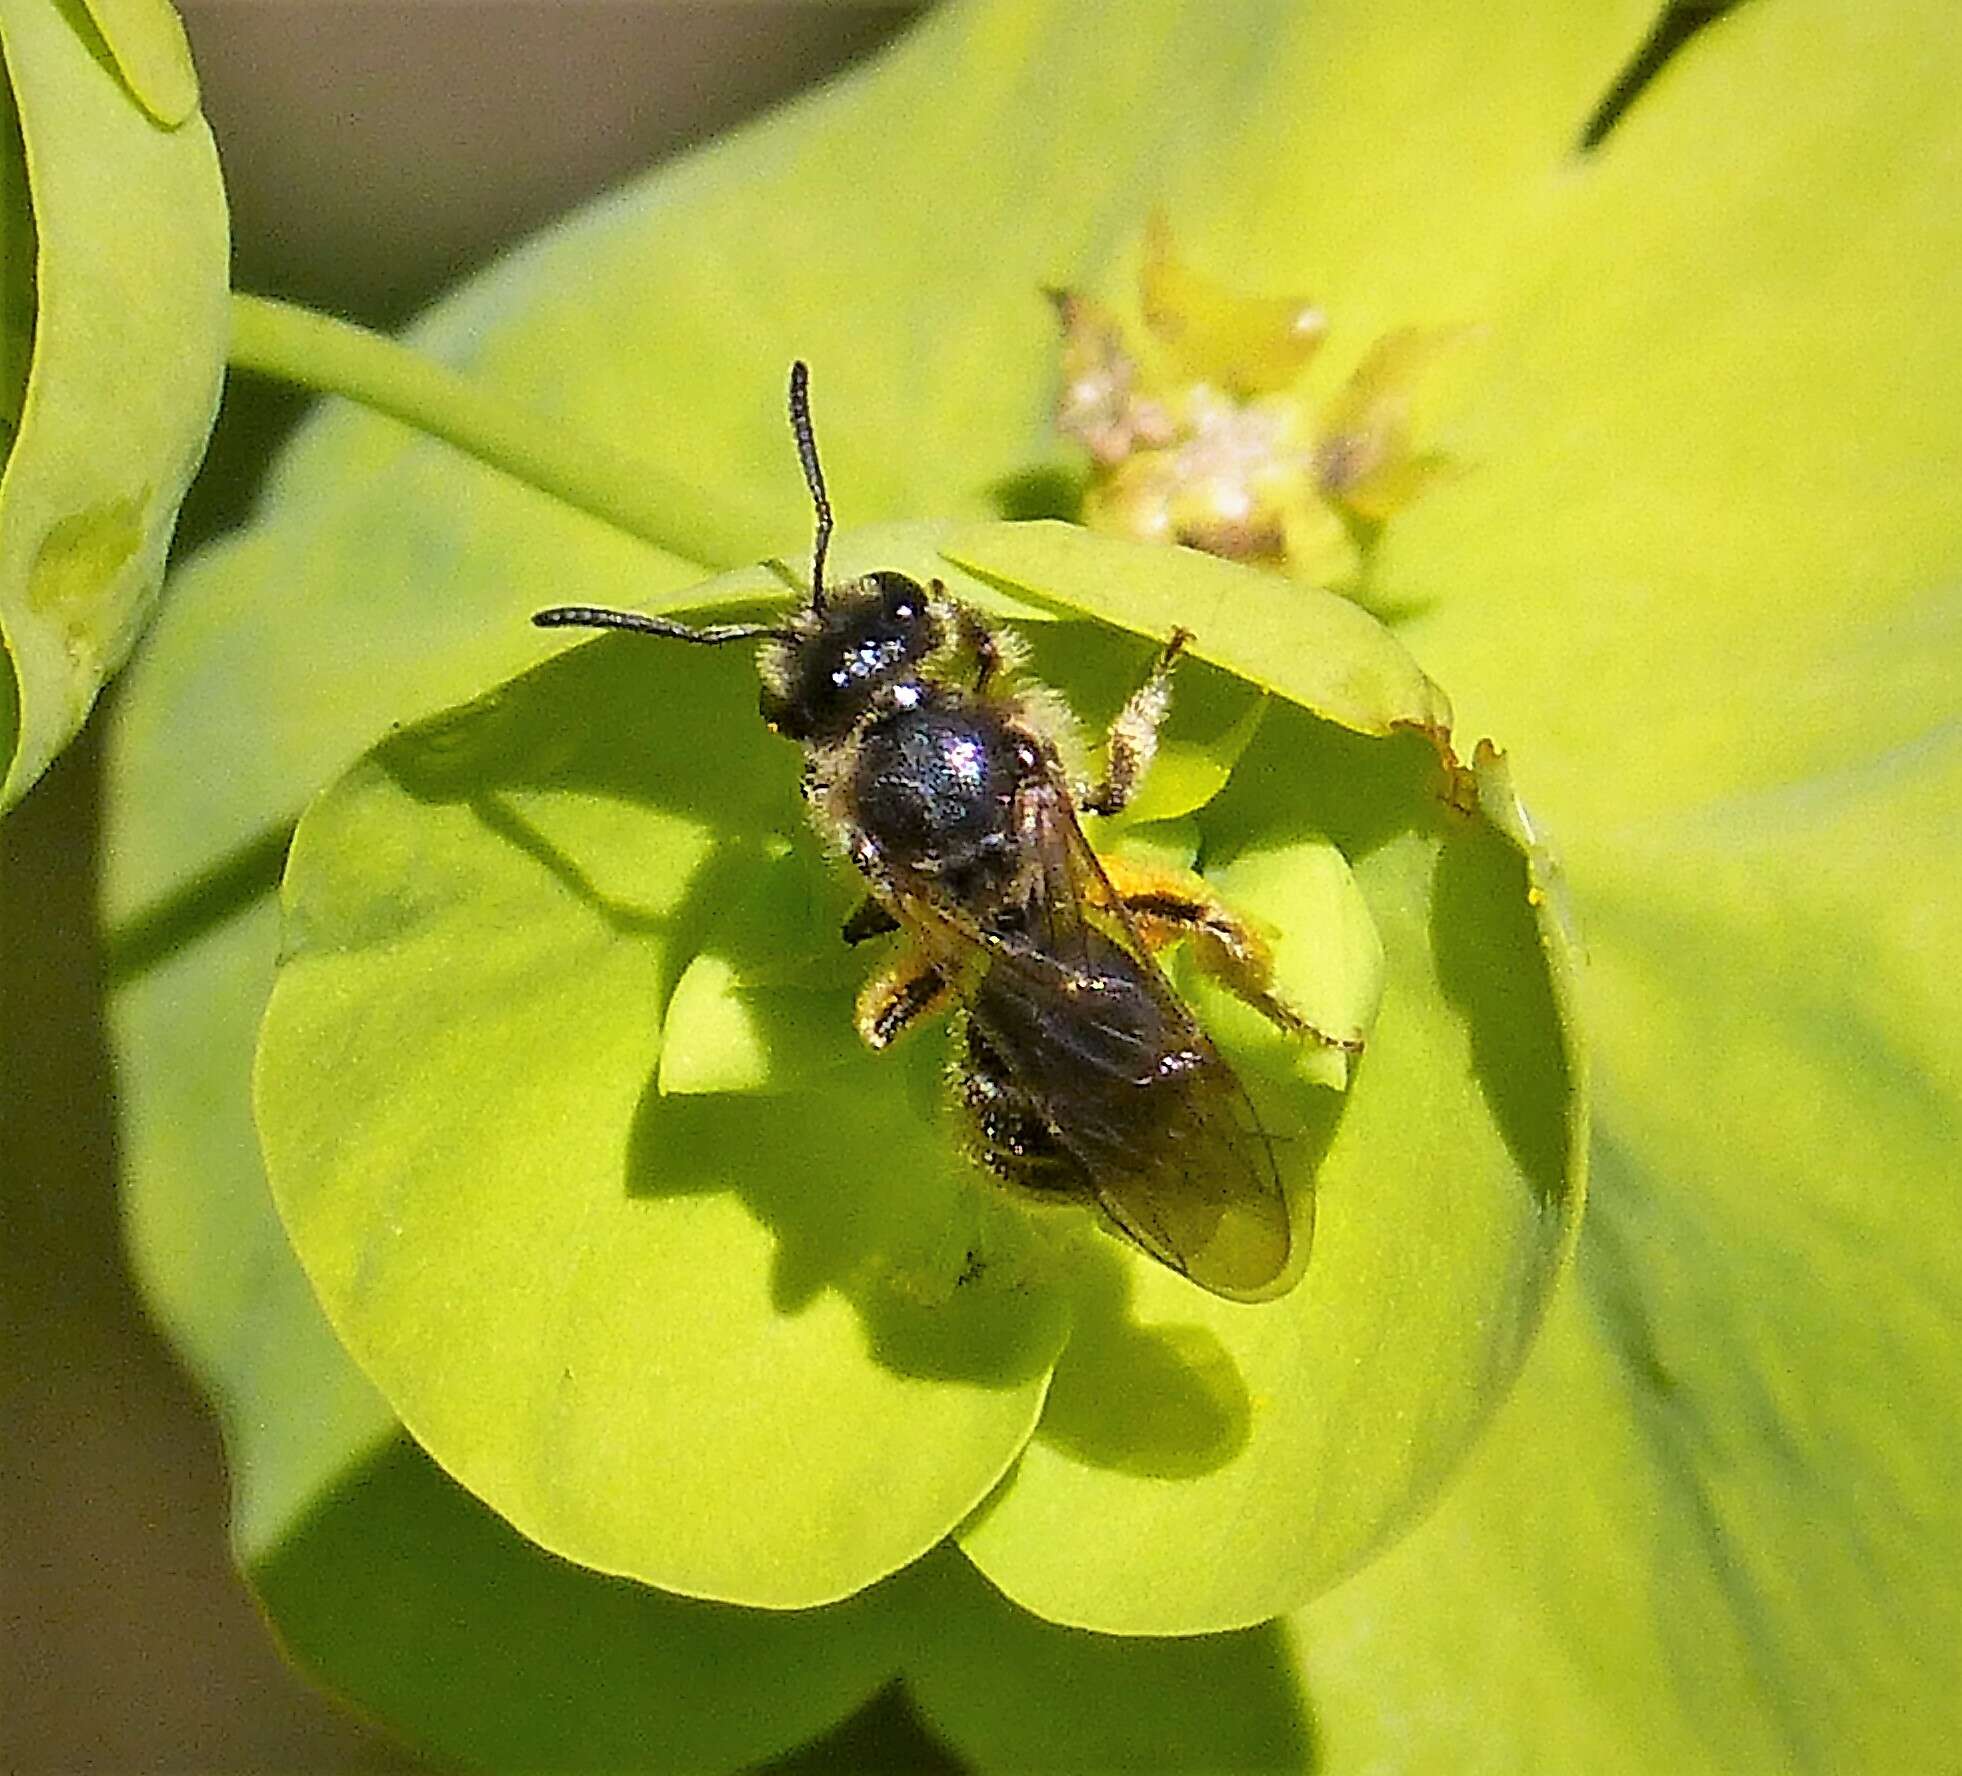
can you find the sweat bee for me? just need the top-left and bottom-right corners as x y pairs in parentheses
(535, 364), (1352, 1300)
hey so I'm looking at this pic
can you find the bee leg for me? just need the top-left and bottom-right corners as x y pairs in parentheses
(1081, 627), (1192, 816)
(954, 1020), (1084, 1197)
(855, 946), (955, 1050)
(946, 594), (1005, 694)
(1101, 855), (1366, 1054)
(840, 896), (900, 945)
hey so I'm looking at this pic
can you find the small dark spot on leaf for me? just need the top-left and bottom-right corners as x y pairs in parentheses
(1579, 2), (1752, 152)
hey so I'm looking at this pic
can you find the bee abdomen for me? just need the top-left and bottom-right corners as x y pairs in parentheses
(955, 1020), (1084, 1199)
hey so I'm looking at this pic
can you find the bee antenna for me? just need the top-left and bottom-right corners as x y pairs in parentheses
(788, 360), (831, 616)
(532, 606), (795, 646)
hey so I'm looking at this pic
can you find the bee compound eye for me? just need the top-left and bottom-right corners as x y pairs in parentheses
(871, 570), (927, 622)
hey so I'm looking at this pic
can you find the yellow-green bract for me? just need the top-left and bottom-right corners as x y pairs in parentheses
(103, 0), (1961, 1769)
(0, 0), (225, 812)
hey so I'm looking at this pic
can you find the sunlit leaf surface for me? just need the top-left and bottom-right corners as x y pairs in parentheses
(104, 0), (1959, 1766)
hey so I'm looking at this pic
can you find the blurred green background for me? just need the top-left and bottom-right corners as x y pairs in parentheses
(0, 7), (924, 1769)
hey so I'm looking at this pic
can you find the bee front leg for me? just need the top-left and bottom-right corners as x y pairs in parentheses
(855, 945), (955, 1050)
(946, 595), (1006, 694)
(1100, 855), (1366, 1054)
(1081, 627), (1191, 816)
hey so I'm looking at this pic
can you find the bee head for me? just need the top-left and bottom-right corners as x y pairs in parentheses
(758, 570), (942, 742)
(531, 363), (942, 739)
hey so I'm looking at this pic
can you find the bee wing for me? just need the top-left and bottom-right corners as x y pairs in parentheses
(967, 791), (1298, 1300)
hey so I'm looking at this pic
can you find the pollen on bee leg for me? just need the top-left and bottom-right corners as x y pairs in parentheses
(854, 947), (953, 1050)
(1102, 854), (1365, 1054)
(1082, 629), (1187, 817)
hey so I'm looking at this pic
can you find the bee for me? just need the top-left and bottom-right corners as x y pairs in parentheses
(535, 364), (1352, 1300)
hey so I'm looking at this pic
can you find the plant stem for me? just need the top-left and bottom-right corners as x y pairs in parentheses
(227, 293), (769, 570)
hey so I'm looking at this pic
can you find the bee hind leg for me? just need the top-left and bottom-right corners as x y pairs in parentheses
(855, 946), (954, 1049)
(1100, 854), (1365, 1054)
(1080, 627), (1192, 816)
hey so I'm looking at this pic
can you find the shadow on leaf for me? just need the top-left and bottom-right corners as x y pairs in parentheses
(624, 1056), (1070, 1393)
(1037, 1257), (1254, 1479)
(253, 1435), (916, 1775)
(902, 1544), (1316, 1774)
(1430, 813), (1573, 1213)
(987, 459), (1088, 523)
(1201, 698), (1444, 867)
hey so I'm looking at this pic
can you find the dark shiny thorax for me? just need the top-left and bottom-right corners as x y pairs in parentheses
(849, 690), (1043, 901)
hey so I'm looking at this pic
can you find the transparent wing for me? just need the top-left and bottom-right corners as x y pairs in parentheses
(963, 789), (1299, 1300)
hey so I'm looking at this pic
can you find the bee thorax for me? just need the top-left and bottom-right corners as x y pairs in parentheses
(849, 697), (1040, 886)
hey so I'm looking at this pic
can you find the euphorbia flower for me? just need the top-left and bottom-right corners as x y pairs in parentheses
(104, 2), (1960, 1770)
(1052, 217), (1457, 586)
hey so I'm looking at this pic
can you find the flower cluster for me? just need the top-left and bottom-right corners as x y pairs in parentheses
(1051, 215), (1456, 588)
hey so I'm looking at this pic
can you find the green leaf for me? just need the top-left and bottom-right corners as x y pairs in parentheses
(95, 0), (1765, 1742)
(251, 522), (1579, 1634)
(113, 896), (915, 1772)
(0, 0), (225, 811)
(111, 899), (400, 1558)
(106, 0), (1646, 922)
(1298, 749), (1962, 1760)
(955, 702), (1580, 1633)
(1273, 4), (1962, 1768)
(76, 0), (199, 127)
(255, 1437), (921, 1774)
(946, 521), (1453, 740)
(1060, 0), (1656, 425)
(254, 622), (1073, 1609)
(100, 0), (1326, 927)
(1383, 4), (1962, 838)
(902, 1545), (1312, 1773)
(655, 843), (871, 1099)
(112, 4), (1427, 1742)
